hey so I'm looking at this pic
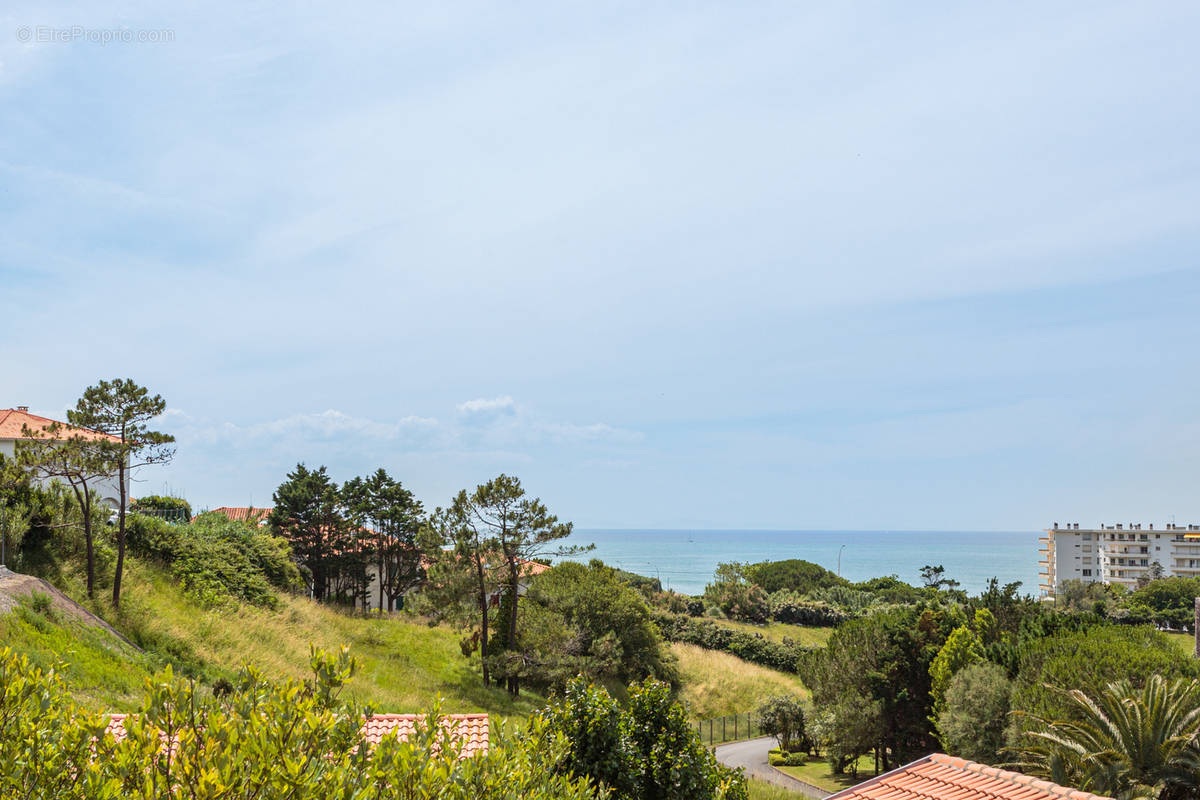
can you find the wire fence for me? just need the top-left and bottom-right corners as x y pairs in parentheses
(695, 711), (768, 747)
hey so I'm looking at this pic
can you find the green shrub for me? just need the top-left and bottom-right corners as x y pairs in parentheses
(125, 512), (302, 608)
(743, 559), (848, 595)
(1008, 624), (1200, 743)
(768, 753), (785, 766)
(653, 611), (809, 673)
(936, 661), (1011, 764)
(544, 675), (748, 800)
(0, 645), (598, 800)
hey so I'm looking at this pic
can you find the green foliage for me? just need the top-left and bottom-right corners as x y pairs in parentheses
(127, 512), (302, 608)
(936, 662), (1011, 764)
(1011, 675), (1200, 800)
(852, 575), (928, 605)
(131, 494), (192, 520)
(653, 612), (808, 673)
(270, 463), (350, 602)
(1008, 625), (1200, 743)
(544, 676), (748, 800)
(0, 645), (598, 800)
(704, 562), (769, 623)
(802, 606), (952, 769)
(744, 559), (848, 595)
(515, 560), (678, 690)
(1125, 577), (1200, 630)
(766, 590), (848, 626)
(928, 624), (985, 722)
(757, 695), (807, 753)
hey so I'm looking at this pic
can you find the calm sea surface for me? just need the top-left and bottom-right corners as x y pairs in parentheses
(555, 529), (1041, 597)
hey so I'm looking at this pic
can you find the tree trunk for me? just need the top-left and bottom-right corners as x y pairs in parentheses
(70, 481), (95, 598)
(475, 555), (490, 687)
(112, 457), (127, 608)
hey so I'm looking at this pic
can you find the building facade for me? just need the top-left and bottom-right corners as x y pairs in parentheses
(0, 406), (123, 509)
(1039, 521), (1200, 595)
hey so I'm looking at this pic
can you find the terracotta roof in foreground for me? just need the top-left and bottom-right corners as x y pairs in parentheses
(825, 754), (1112, 800)
(103, 713), (488, 758)
(0, 408), (119, 443)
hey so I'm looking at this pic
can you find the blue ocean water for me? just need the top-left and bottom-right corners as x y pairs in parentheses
(555, 529), (1042, 597)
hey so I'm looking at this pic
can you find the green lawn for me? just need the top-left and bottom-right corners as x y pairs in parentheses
(711, 618), (834, 648)
(1165, 631), (1193, 656)
(778, 754), (877, 793)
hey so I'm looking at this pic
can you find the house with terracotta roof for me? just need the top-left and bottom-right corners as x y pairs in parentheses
(200, 506), (273, 525)
(0, 406), (124, 509)
(824, 753), (1111, 800)
(103, 712), (488, 758)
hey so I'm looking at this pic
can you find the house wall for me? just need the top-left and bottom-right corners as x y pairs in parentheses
(0, 437), (124, 510)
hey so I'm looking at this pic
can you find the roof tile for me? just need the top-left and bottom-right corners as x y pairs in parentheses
(105, 713), (488, 758)
(824, 754), (1112, 800)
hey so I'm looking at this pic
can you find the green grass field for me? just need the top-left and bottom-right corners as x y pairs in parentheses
(778, 754), (877, 793)
(710, 618), (834, 648)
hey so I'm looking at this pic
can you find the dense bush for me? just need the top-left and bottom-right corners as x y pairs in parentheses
(131, 494), (192, 519)
(0, 646), (598, 800)
(703, 563), (769, 623)
(544, 676), (748, 800)
(936, 661), (1011, 764)
(743, 559), (848, 595)
(1124, 577), (1200, 630)
(509, 560), (679, 691)
(653, 612), (808, 673)
(126, 512), (302, 608)
(1008, 625), (1200, 742)
(767, 592), (847, 627)
(852, 575), (928, 605)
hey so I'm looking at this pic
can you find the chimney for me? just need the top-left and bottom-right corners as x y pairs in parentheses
(16, 405), (28, 412)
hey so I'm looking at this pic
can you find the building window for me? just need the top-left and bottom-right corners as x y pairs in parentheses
(1082, 569), (1092, 576)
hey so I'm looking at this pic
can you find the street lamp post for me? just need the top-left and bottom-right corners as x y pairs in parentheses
(837, 544), (846, 578)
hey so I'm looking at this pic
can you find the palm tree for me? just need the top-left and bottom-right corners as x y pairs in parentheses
(1010, 675), (1200, 800)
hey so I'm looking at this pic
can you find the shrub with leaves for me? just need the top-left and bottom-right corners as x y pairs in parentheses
(127, 512), (302, 608)
(544, 676), (748, 800)
(0, 645), (600, 800)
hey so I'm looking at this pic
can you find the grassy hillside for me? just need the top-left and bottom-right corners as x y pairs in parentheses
(95, 559), (545, 719)
(672, 642), (809, 719)
(0, 601), (157, 711)
(3, 555), (815, 723)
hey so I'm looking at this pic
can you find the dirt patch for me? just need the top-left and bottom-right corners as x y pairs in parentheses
(0, 566), (138, 648)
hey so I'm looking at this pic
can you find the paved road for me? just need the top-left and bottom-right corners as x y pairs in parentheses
(714, 736), (830, 798)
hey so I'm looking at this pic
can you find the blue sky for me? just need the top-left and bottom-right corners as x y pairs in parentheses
(2, 2), (1198, 530)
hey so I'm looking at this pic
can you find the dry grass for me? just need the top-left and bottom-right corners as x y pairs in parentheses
(671, 642), (808, 719)
(103, 560), (545, 720)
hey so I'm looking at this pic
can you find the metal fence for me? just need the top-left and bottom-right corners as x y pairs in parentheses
(696, 711), (767, 747)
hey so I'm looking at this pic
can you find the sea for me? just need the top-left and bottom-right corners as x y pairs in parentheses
(554, 529), (1042, 597)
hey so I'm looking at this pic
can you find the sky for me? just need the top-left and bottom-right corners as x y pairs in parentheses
(1, 2), (1198, 530)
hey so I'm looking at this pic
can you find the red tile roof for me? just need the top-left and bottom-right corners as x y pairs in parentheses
(202, 506), (273, 523)
(0, 408), (119, 443)
(103, 713), (488, 758)
(825, 754), (1112, 800)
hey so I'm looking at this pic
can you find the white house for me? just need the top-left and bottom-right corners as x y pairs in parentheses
(1040, 521), (1200, 595)
(0, 406), (124, 509)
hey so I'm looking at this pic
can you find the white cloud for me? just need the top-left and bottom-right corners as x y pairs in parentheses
(456, 396), (516, 416)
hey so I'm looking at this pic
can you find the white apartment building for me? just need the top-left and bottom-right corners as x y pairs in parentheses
(1039, 521), (1200, 596)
